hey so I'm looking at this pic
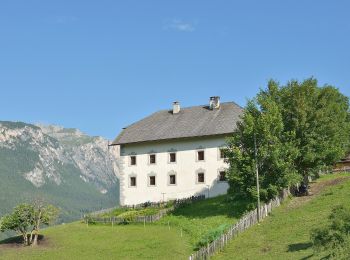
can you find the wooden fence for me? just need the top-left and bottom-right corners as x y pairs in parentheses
(84, 194), (206, 224)
(188, 189), (290, 260)
(84, 207), (172, 225)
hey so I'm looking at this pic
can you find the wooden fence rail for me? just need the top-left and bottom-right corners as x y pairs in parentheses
(84, 194), (206, 224)
(189, 189), (290, 260)
(84, 207), (172, 224)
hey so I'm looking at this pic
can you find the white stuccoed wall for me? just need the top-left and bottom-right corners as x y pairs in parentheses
(118, 135), (229, 205)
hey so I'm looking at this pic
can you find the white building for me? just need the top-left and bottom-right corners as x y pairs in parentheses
(111, 97), (242, 206)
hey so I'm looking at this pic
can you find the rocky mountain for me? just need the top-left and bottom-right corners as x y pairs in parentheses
(0, 121), (120, 227)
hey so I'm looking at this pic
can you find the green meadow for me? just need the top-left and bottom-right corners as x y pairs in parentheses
(1, 173), (349, 259)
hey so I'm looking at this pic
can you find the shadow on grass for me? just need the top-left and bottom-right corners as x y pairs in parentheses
(0, 234), (44, 247)
(170, 195), (252, 219)
(287, 242), (312, 252)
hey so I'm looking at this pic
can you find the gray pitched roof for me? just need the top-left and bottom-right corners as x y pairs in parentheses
(112, 102), (243, 145)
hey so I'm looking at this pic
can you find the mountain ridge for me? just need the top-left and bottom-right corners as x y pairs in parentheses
(0, 120), (120, 234)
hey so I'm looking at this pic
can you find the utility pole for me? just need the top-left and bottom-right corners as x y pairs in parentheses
(254, 133), (261, 222)
(161, 193), (166, 202)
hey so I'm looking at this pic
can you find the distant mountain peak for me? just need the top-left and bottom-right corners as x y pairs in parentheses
(0, 120), (120, 224)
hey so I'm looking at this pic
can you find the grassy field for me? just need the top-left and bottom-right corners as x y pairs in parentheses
(213, 173), (350, 260)
(157, 195), (250, 248)
(0, 194), (248, 259)
(1, 173), (348, 259)
(0, 223), (192, 260)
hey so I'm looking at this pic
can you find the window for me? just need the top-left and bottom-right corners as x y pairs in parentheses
(149, 154), (156, 164)
(220, 149), (226, 159)
(149, 176), (156, 186)
(169, 174), (176, 185)
(130, 155), (136, 165)
(197, 150), (205, 161)
(130, 176), (137, 187)
(197, 172), (205, 183)
(169, 152), (176, 163)
(219, 171), (227, 182)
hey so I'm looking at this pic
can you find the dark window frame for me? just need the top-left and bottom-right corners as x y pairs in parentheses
(149, 175), (156, 186)
(130, 155), (137, 166)
(197, 150), (205, 161)
(220, 149), (226, 159)
(169, 174), (176, 185)
(219, 171), (227, 182)
(130, 176), (137, 187)
(197, 172), (205, 183)
(149, 154), (156, 164)
(169, 152), (176, 163)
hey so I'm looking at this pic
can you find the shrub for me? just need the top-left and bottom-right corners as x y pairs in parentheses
(310, 205), (350, 259)
(196, 224), (230, 249)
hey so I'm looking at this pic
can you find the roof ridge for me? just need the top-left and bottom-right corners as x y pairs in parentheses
(157, 101), (239, 112)
(112, 100), (243, 145)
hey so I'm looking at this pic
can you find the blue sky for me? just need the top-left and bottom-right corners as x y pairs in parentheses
(1, 0), (349, 139)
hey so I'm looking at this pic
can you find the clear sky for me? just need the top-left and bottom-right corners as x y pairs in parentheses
(1, 0), (349, 139)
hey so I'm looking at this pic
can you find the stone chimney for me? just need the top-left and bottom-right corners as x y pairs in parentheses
(209, 96), (220, 109)
(173, 101), (180, 114)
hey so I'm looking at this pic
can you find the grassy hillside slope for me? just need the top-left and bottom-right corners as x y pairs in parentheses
(1, 173), (348, 259)
(0, 195), (249, 259)
(157, 195), (250, 248)
(0, 223), (192, 260)
(214, 173), (350, 260)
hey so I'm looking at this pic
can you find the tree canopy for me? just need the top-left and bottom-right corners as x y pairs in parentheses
(226, 78), (350, 205)
(0, 201), (59, 246)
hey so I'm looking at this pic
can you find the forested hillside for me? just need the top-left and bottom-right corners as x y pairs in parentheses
(0, 121), (119, 239)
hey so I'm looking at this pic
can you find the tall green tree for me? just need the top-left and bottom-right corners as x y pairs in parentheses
(226, 81), (300, 204)
(280, 79), (350, 181)
(30, 200), (59, 246)
(226, 78), (350, 204)
(0, 203), (34, 246)
(0, 202), (59, 246)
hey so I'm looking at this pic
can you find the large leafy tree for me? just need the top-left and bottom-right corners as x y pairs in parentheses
(0, 203), (34, 246)
(0, 201), (59, 246)
(31, 200), (59, 246)
(226, 81), (300, 204)
(280, 79), (350, 180)
(226, 78), (350, 204)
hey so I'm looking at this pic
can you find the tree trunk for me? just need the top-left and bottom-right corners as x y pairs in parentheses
(32, 211), (42, 246)
(33, 231), (38, 246)
(29, 229), (34, 245)
(303, 173), (309, 186)
(22, 232), (28, 246)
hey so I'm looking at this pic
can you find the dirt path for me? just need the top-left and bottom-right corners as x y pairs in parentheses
(287, 175), (350, 209)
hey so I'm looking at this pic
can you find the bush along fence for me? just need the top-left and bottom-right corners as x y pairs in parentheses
(84, 207), (171, 225)
(84, 194), (205, 225)
(188, 189), (290, 260)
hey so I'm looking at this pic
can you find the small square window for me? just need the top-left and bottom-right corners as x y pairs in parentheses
(220, 149), (226, 159)
(150, 154), (156, 164)
(130, 156), (136, 165)
(197, 173), (205, 183)
(169, 153), (176, 163)
(169, 174), (176, 185)
(149, 176), (156, 186)
(130, 177), (136, 187)
(219, 171), (227, 182)
(197, 151), (205, 161)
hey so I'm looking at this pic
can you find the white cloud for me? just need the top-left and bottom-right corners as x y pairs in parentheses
(163, 19), (196, 32)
